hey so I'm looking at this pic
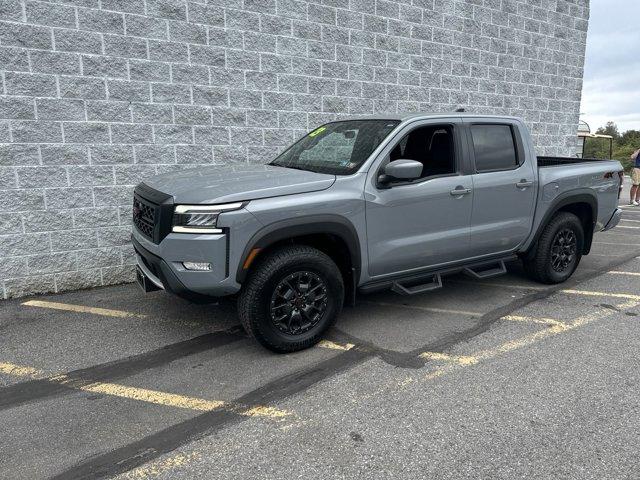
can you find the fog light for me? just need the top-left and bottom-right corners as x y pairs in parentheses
(183, 262), (212, 271)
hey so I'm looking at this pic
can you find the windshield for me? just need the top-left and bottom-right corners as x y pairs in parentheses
(270, 120), (400, 175)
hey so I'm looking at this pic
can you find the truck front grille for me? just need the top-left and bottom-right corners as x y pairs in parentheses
(133, 183), (174, 244)
(133, 196), (157, 241)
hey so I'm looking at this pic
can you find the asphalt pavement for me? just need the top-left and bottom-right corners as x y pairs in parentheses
(1, 186), (639, 480)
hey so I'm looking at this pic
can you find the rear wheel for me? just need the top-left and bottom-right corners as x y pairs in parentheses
(238, 245), (344, 353)
(523, 212), (584, 284)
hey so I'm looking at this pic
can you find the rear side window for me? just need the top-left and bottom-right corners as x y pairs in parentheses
(471, 124), (518, 172)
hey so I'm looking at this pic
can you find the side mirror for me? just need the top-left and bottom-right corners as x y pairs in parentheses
(379, 159), (423, 185)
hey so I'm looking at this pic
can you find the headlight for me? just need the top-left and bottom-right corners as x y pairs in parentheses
(172, 202), (244, 233)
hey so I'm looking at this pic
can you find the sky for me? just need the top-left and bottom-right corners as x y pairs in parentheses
(580, 0), (640, 133)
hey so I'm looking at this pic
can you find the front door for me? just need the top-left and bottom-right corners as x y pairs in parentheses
(365, 120), (473, 278)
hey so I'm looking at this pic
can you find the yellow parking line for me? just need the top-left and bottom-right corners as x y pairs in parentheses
(419, 351), (478, 365)
(317, 340), (355, 351)
(608, 271), (640, 277)
(22, 300), (146, 319)
(120, 451), (202, 479)
(423, 299), (640, 381)
(0, 362), (45, 379)
(502, 315), (569, 328)
(362, 300), (481, 317)
(1, 361), (289, 419)
(561, 289), (640, 301)
(78, 382), (227, 411)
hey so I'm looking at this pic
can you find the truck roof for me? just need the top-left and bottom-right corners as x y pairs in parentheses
(342, 113), (524, 123)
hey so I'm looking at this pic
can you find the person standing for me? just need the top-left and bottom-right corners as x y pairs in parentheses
(630, 147), (640, 205)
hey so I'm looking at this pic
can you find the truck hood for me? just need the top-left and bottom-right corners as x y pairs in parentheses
(143, 164), (336, 204)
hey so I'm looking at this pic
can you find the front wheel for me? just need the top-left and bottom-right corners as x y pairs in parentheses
(238, 245), (344, 353)
(522, 212), (584, 284)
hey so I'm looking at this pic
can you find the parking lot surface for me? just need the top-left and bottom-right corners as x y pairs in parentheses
(2, 198), (640, 479)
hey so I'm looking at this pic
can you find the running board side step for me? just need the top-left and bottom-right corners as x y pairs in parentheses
(463, 260), (507, 279)
(391, 274), (442, 296)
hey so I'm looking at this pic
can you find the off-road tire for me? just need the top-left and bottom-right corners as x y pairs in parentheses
(523, 212), (584, 284)
(237, 245), (344, 353)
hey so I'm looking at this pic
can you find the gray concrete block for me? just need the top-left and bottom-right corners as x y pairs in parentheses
(72, 207), (120, 228)
(125, 13), (167, 39)
(86, 100), (132, 122)
(5, 72), (57, 97)
(107, 80), (151, 102)
(171, 63), (209, 85)
(0, 97), (35, 120)
(110, 123), (153, 144)
(54, 269), (102, 291)
(187, 3), (224, 26)
(0, 20), (52, 49)
(129, 60), (171, 82)
(0, 46), (30, 71)
(146, 0), (186, 21)
(151, 83), (191, 104)
(54, 28), (103, 54)
(12, 121), (64, 143)
(59, 76), (107, 99)
(189, 45), (225, 67)
(63, 122), (110, 143)
(4, 275), (56, 298)
(148, 39), (188, 62)
(104, 34), (149, 59)
(168, 20), (207, 44)
(31, 50), (82, 75)
(78, 8), (124, 34)
(131, 102), (173, 124)
(23, 210), (74, 233)
(0, 232), (50, 257)
(36, 99), (85, 121)
(174, 105), (211, 125)
(42, 145), (90, 165)
(90, 145), (135, 164)
(154, 124), (192, 144)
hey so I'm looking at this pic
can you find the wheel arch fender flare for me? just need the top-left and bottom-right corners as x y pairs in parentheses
(526, 189), (598, 256)
(236, 214), (362, 284)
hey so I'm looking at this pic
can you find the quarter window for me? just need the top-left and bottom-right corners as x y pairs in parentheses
(471, 124), (518, 172)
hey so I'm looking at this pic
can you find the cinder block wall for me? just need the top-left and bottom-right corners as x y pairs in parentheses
(0, 0), (589, 299)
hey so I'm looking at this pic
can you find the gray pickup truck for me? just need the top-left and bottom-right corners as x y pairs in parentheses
(132, 113), (623, 352)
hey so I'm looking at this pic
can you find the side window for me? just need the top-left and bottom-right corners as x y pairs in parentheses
(470, 124), (518, 172)
(389, 125), (456, 179)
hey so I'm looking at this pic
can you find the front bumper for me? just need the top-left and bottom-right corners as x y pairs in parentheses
(602, 208), (622, 231)
(132, 232), (242, 302)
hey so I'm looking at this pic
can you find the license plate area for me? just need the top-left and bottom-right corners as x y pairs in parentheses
(136, 265), (161, 293)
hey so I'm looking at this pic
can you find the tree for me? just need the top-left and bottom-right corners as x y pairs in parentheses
(585, 121), (640, 171)
(595, 121), (621, 140)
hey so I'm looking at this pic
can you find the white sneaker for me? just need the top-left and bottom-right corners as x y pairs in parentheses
(632, 201), (640, 206)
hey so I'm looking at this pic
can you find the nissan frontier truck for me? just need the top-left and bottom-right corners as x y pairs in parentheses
(132, 114), (623, 352)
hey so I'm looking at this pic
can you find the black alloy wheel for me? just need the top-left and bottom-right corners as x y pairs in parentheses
(550, 228), (577, 272)
(269, 271), (329, 335)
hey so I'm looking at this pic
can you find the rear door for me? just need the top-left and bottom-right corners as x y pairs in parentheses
(364, 118), (474, 278)
(464, 120), (536, 257)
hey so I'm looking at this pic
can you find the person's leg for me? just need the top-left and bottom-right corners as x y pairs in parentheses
(632, 168), (640, 204)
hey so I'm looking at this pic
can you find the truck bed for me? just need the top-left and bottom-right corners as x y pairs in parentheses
(537, 156), (608, 167)
(532, 156), (622, 234)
